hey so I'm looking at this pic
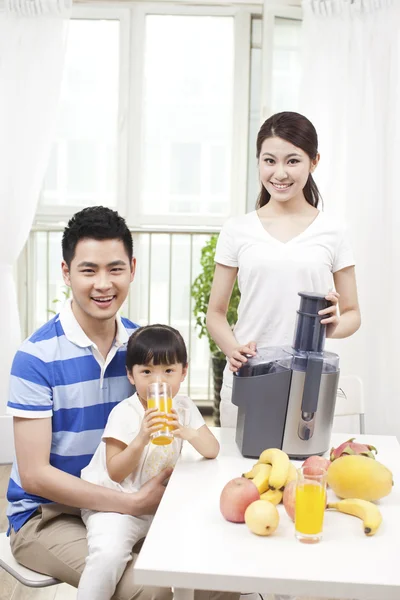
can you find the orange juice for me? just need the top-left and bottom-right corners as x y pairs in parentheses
(147, 396), (173, 445)
(295, 481), (326, 536)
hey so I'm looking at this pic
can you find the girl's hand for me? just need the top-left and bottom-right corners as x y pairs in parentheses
(167, 409), (196, 442)
(319, 291), (340, 337)
(138, 408), (167, 444)
(228, 341), (257, 372)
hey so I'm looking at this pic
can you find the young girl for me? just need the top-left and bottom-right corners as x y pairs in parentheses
(206, 111), (361, 428)
(78, 324), (219, 600)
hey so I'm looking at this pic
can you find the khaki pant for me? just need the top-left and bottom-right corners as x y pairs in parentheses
(10, 504), (240, 600)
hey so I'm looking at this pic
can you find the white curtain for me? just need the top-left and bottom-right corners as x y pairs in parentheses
(299, 0), (400, 439)
(0, 0), (71, 418)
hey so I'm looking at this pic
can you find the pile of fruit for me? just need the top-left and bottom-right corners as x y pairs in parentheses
(219, 438), (394, 538)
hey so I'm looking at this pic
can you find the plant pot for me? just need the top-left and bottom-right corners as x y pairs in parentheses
(211, 355), (226, 426)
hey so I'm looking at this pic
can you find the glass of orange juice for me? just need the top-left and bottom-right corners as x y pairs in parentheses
(295, 466), (327, 544)
(146, 382), (174, 446)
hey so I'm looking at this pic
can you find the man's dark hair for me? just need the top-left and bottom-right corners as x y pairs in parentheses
(126, 324), (188, 372)
(62, 206), (133, 267)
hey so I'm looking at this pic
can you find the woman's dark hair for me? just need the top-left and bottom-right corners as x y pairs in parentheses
(256, 111), (322, 209)
(126, 324), (188, 372)
(62, 206), (133, 267)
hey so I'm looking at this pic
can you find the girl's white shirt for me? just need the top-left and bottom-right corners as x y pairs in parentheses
(81, 393), (205, 493)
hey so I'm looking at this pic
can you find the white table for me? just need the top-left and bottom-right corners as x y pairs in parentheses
(134, 428), (400, 600)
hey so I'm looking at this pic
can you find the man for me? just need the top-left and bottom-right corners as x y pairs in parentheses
(7, 206), (239, 600)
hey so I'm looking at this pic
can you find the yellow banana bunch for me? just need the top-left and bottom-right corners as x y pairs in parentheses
(327, 498), (382, 536)
(258, 448), (290, 490)
(242, 463), (271, 494)
(252, 464), (271, 494)
(242, 463), (265, 480)
(260, 489), (283, 505)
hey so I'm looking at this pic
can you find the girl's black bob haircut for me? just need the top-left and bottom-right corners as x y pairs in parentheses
(126, 324), (188, 371)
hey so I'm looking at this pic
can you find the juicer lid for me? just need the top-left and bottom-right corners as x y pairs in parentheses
(234, 345), (339, 377)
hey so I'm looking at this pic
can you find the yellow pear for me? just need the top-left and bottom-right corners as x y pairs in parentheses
(244, 500), (279, 536)
(327, 455), (393, 501)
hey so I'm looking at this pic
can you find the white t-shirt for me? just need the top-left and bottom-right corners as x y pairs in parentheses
(81, 393), (205, 493)
(215, 210), (355, 353)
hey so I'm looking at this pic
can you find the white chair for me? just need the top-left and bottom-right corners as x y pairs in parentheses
(334, 374), (365, 433)
(0, 531), (60, 588)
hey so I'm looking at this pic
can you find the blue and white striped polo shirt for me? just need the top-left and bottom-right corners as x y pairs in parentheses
(6, 298), (138, 532)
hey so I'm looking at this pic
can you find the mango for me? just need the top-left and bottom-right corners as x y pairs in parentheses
(327, 455), (393, 501)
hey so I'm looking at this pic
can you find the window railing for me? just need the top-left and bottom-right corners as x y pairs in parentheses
(17, 225), (220, 407)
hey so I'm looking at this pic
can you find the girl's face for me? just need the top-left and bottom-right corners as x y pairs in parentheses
(258, 136), (319, 205)
(127, 361), (188, 405)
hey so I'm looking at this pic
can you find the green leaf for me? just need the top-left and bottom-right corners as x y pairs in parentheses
(191, 234), (240, 356)
(48, 285), (71, 316)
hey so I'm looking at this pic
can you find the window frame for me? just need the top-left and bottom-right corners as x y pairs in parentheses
(260, 2), (302, 121)
(35, 4), (131, 223)
(35, 2), (260, 228)
(34, 1), (303, 227)
(127, 2), (255, 227)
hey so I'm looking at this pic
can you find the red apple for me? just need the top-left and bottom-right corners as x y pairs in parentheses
(220, 477), (260, 523)
(302, 455), (331, 477)
(283, 480), (296, 521)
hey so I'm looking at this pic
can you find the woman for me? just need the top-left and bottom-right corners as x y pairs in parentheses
(206, 111), (361, 427)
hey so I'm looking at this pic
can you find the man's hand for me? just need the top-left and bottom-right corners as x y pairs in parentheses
(132, 467), (173, 516)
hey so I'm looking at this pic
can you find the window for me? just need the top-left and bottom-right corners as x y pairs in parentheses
(247, 18), (262, 211)
(246, 15), (302, 210)
(272, 17), (302, 113)
(170, 143), (202, 196)
(35, 5), (302, 225)
(38, 18), (122, 214)
(140, 15), (234, 222)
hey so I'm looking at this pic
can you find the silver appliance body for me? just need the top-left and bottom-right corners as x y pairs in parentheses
(232, 292), (340, 460)
(282, 369), (339, 458)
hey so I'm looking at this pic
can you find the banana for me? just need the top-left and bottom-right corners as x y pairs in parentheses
(242, 463), (265, 479)
(327, 498), (382, 536)
(251, 464), (272, 494)
(258, 448), (290, 490)
(260, 489), (283, 505)
(284, 462), (297, 487)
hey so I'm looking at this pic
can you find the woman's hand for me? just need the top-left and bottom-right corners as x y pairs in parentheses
(167, 409), (196, 442)
(319, 291), (340, 337)
(138, 408), (166, 445)
(228, 341), (257, 372)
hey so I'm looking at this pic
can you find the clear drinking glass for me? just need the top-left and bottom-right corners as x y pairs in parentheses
(295, 466), (327, 544)
(174, 396), (190, 428)
(146, 382), (174, 446)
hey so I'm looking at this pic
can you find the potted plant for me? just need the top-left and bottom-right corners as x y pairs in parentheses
(191, 234), (240, 425)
